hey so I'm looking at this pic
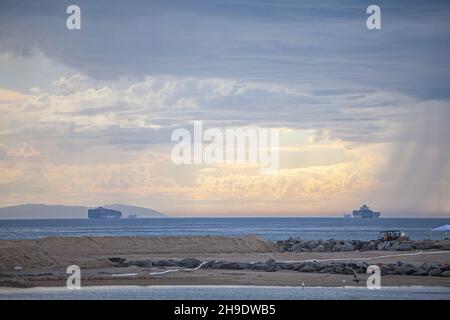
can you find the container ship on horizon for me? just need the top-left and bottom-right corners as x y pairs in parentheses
(88, 207), (122, 219)
(344, 204), (381, 218)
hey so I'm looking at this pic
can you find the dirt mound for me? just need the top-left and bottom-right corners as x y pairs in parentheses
(0, 236), (277, 270)
(37, 235), (277, 256)
(0, 240), (56, 271)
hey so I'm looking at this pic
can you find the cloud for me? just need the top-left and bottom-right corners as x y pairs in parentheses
(0, 1), (449, 215)
(0, 166), (23, 185)
(1, 1), (450, 97)
(1, 75), (448, 214)
(0, 143), (41, 158)
(1, 75), (444, 150)
(0, 88), (28, 103)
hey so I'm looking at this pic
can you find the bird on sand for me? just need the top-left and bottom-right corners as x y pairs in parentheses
(351, 268), (362, 284)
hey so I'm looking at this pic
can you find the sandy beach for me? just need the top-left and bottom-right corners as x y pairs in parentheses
(0, 236), (449, 288)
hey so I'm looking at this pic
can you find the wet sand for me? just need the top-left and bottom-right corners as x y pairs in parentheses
(12, 268), (450, 288)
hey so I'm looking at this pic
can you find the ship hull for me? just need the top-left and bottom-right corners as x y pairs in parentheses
(88, 207), (122, 219)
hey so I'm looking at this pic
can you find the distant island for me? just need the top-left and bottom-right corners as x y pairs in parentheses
(0, 204), (167, 219)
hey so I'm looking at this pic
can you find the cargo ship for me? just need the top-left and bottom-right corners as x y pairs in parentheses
(347, 204), (380, 218)
(88, 207), (122, 219)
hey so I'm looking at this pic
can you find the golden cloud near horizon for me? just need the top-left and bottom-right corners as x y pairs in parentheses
(0, 79), (449, 216)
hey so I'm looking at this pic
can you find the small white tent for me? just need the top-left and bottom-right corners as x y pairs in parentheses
(431, 224), (450, 240)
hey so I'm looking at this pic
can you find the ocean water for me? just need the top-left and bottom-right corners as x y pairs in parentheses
(0, 218), (449, 240)
(0, 285), (449, 300)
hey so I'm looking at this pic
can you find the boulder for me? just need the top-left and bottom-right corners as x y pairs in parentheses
(342, 266), (355, 275)
(108, 257), (130, 266)
(359, 242), (369, 251)
(252, 262), (270, 271)
(155, 259), (178, 267)
(128, 260), (153, 268)
(324, 239), (336, 247)
(220, 262), (247, 270)
(367, 242), (376, 251)
(334, 266), (345, 274)
(419, 263), (434, 272)
(289, 242), (308, 252)
(352, 261), (368, 273)
(312, 245), (326, 252)
(209, 261), (224, 269)
(440, 264), (450, 272)
(331, 244), (343, 252)
(291, 263), (302, 271)
(428, 269), (442, 277)
(108, 257), (126, 264)
(276, 262), (293, 270)
(387, 242), (400, 251)
(307, 240), (319, 250)
(397, 242), (415, 251)
(414, 241), (441, 250)
(442, 271), (450, 277)
(265, 259), (279, 272)
(323, 242), (334, 251)
(202, 260), (214, 268)
(394, 264), (417, 275)
(414, 268), (429, 276)
(179, 258), (202, 268)
(377, 242), (388, 250)
(299, 264), (318, 273)
(240, 262), (253, 269)
(379, 264), (395, 275)
(352, 240), (364, 250)
(395, 266), (417, 275)
(341, 242), (355, 252)
(319, 267), (334, 274)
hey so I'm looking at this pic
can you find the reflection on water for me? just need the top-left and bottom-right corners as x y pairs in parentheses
(0, 285), (449, 300)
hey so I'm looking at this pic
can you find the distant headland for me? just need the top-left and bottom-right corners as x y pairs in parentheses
(0, 204), (167, 219)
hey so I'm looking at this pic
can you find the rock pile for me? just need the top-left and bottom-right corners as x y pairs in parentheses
(277, 238), (450, 252)
(108, 257), (450, 277)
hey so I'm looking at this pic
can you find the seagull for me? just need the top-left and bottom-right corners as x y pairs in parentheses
(351, 268), (362, 284)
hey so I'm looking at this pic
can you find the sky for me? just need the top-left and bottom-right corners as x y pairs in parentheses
(0, 0), (449, 217)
